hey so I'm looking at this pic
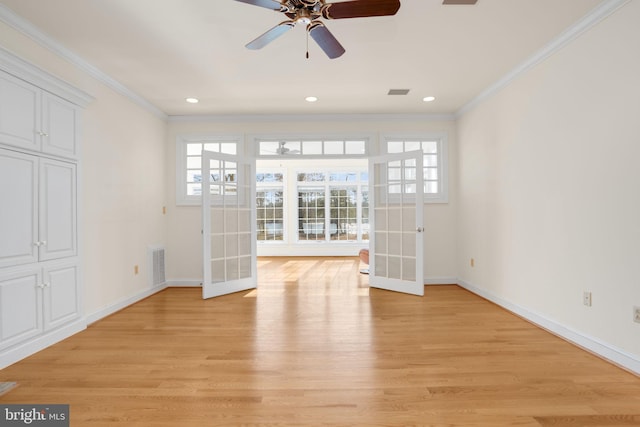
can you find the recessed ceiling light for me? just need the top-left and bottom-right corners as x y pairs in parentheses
(423, 96), (436, 102)
(305, 96), (318, 103)
(185, 97), (199, 104)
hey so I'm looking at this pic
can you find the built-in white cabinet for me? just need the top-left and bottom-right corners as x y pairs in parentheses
(0, 49), (90, 368)
(0, 70), (79, 159)
(0, 149), (76, 269)
(0, 260), (80, 351)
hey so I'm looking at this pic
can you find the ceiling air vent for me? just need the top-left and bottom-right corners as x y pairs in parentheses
(443, 0), (478, 4)
(388, 89), (410, 95)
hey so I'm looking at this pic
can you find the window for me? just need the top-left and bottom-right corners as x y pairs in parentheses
(256, 170), (285, 242)
(176, 135), (240, 205)
(295, 169), (369, 243)
(298, 187), (326, 241)
(257, 138), (368, 157)
(382, 134), (448, 203)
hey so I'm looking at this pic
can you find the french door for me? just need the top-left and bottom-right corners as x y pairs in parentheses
(201, 150), (256, 299)
(369, 151), (424, 296)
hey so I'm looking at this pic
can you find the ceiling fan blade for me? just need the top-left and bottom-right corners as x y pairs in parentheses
(321, 0), (400, 19)
(246, 21), (295, 50)
(308, 22), (345, 59)
(234, 0), (283, 11)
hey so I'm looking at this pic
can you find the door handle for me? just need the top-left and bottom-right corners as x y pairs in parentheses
(416, 227), (424, 232)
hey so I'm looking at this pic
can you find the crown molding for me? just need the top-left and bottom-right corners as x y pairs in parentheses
(168, 113), (456, 123)
(0, 3), (167, 121)
(0, 45), (93, 107)
(455, 0), (631, 119)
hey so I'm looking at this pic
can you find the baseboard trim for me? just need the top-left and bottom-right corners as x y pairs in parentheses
(166, 279), (202, 287)
(85, 284), (167, 325)
(425, 277), (458, 285)
(457, 279), (640, 376)
(0, 319), (86, 369)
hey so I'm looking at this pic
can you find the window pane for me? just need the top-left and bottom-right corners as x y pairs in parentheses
(187, 157), (201, 169)
(303, 141), (322, 155)
(425, 154), (438, 167)
(221, 143), (237, 154)
(187, 143), (203, 155)
(422, 141), (438, 154)
(298, 189), (325, 241)
(330, 172), (357, 182)
(257, 172), (284, 183)
(405, 141), (421, 151)
(424, 167), (438, 180)
(297, 172), (326, 182)
(204, 142), (220, 152)
(259, 141), (279, 155)
(187, 170), (201, 183)
(324, 140), (344, 155)
(329, 187), (358, 241)
(257, 189), (284, 241)
(425, 181), (438, 194)
(345, 140), (365, 155)
(388, 141), (404, 153)
(187, 183), (201, 196)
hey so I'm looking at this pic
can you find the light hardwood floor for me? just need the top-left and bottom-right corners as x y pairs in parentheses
(1, 257), (640, 426)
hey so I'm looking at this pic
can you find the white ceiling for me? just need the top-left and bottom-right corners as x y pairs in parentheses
(0, 0), (604, 116)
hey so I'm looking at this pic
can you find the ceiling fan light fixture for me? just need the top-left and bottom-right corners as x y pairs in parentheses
(305, 96), (318, 102)
(295, 9), (312, 24)
(423, 96), (436, 102)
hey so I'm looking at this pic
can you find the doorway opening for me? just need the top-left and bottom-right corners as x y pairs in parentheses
(256, 157), (369, 257)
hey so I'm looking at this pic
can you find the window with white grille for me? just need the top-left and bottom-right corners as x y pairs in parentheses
(382, 134), (448, 203)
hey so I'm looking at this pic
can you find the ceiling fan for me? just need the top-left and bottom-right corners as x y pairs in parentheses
(234, 0), (402, 59)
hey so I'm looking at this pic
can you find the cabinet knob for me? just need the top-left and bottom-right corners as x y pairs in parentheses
(41, 240), (47, 246)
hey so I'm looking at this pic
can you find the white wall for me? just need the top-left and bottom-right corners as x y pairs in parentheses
(0, 22), (168, 319)
(166, 118), (458, 284)
(456, 1), (640, 364)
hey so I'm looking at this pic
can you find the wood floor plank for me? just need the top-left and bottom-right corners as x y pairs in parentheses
(1, 256), (639, 426)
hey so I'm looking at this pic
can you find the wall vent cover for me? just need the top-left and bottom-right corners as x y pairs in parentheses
(148, 246), (166, 287)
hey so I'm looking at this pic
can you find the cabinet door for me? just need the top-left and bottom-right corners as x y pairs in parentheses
(0, 149), (39, 268)
(43, 261), (79, 330)
(0, 71), (41, 151)
(0, 266), (43, 351)
(41, 92), (79, 159)
(39, 159), (76, 261)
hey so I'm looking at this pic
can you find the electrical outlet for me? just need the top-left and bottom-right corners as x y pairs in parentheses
(634, 306), (640, 324)
(583, 291), (592, 307)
